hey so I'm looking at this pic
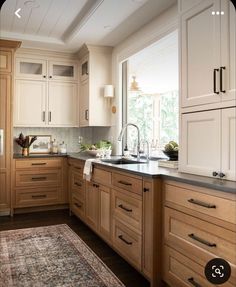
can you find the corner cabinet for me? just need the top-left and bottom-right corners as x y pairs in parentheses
(180, 0), (235, 109)
(14, 54), (78, 127)
(78, 44), (113, 127)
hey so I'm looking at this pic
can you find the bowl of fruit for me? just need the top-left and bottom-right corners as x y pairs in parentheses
(163, 141), (179, 161)
(80, 141), (112, 157)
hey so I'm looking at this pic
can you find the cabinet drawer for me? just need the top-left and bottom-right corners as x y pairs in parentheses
(71, 172), (85, 196)
(93, 167), (111, 185)
(163, 245), (235, 287)
(112, 189), (142, 233)
(15, 188), (60, 207)
(71, 195), (85, 219)
(112, 172), (142, 195)
(164, 182), (236, 224)
(112, 219), (141, 270)
(164, 207), (236, 265)
(15, 170), (61, 187)
(16, 158), (62, 169)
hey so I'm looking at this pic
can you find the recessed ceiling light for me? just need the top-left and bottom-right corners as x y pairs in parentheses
(104, 25), (112, 30)
(24, 1), (40, 9)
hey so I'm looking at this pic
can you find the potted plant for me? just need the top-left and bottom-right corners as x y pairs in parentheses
(15, 133), (37, 156)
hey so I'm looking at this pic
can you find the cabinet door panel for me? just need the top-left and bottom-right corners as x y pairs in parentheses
(85, 182), (98, 231)
(181, 0), (221, 107)
(79, 79), (89, 127)
(48, 82), (77, 126)
(179, 110), (221, 177)
(14, 80), (46, 126)
(221, 0), (236, 102)
(99, 185), (111, 242)
(222, 107), (236, 181)
(15, 58), (47, 80)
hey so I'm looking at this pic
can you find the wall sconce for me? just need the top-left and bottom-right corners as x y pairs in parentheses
(104, 85), (114, 98)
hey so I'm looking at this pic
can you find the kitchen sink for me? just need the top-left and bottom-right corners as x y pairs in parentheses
(101, 158), (147, 165)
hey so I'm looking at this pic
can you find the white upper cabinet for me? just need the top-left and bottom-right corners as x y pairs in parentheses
(15, 58), (47, 80)
(14, 80), (47, 126)
(48, 61), (77, 81)
(14, 53), (78, 127)
(78, 44), (112, 127)
(180, 0), (235, 109)
(48, 82), (77, 126)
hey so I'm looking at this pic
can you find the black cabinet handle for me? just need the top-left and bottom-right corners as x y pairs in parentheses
(188, 277), (202, 287)
(31, 177), (47, 181)
(43, 75), (46, 78)
(74, 202), (82, 208)
(118, 235), (132, 245)
(74, 166), (81, 170)
(42, 111), (45, 122)
(31, 162), (46, 166)
(213, 68), (219, 94)
(188, 198), (216, 209)
(220, 66), (226, 93)
(85, 109), (89, 121)
(49, 76), (52, 79)
(118, 180), (132, 186)
(118, 204), (132, 212)
(49, 111), (52, 122)
(93, 183), (99, 188)
(143, 187), (149, 192)
(188, 233), (216, 247)
(32, 194), (47, 199)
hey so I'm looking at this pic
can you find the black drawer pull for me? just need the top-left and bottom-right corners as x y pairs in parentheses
(31, 163), (46, 166)
(93, 183), (99, 188)
(188, 198), (216, 209)
(118, 235), (132, 245)
(75, 166), (81, 170)
(31, 177), (47, 181)
(118, 180), (132, 186)
(74, 202), (82, 208)
(143, 187), (149, 192)
(118, 204), (132, 212)
(188, 277), (202, 287)
(75, 182), (82, 187)
(32, 194), (47, 199)
(213, 68), (219, 94)
(220, 66), (226, 93)
(188, 233), (216, 247)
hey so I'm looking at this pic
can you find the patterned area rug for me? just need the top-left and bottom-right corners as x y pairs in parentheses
(0, 224), (125, 287)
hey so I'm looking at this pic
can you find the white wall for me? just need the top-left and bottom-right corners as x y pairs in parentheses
(100, 3), (178, 154)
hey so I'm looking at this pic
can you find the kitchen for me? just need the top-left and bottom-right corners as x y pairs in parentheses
(0, 0), (235, 287)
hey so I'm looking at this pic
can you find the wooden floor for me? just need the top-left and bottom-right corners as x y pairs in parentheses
(0, 209), (150, 287)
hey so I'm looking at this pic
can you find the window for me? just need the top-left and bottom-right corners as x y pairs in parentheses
(122, 31), (179, 154)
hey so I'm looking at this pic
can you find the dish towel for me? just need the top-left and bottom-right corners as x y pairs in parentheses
(83, 159), (95, 181)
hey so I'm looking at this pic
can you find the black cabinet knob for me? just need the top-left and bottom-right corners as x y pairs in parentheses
(212, 171), (218, 177)
(219, 172), (225, 178)
(143, 188), (149, 192)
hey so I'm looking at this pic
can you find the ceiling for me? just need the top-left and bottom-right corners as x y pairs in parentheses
(0, 0), (176, 52)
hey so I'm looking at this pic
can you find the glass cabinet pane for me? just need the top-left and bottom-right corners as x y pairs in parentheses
(20, 62), (43, 75)
(52, 64), (74, 77)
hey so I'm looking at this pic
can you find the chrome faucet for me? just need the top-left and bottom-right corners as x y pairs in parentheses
(118, 123), (141, 160)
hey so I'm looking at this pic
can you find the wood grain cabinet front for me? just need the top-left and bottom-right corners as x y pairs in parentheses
(13, 157), (67, 211)
(162, 180), (236, 287)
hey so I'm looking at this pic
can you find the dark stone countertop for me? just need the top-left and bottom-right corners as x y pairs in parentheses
(13, 153), (68, 159)
(68, 153), (236, 194)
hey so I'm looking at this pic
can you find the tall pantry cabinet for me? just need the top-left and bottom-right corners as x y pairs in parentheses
(179, 0), (236, 181)
(0, 40), (21, 215)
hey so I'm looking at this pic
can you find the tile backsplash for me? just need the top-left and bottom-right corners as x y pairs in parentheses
(13, 127), (93, 153)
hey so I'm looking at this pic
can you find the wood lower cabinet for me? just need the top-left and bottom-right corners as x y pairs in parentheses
(162, 180), (236, 287)
(0, 40), (21, 216)
(68, 160), (162, 286)
(12, 157), (68, 212)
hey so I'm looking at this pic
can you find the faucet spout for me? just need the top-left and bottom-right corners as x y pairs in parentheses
(118, 123), (141, 160)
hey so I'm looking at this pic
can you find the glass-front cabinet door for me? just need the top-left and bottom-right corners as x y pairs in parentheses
(15, 58), (47, 80)
(48, 61), (77, 81)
